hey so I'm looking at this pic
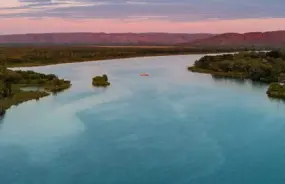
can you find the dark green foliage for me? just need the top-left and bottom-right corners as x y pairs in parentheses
(266, 50), (284, 59)
(1, 46), (253, 67)
(267, 83), (285, 99)
(1, 90), (49, 110)
(189, 51), (285, 83)
(0, 63), (71, 112)
(10, 70), (71, 93)
(102, 74), (108, 82)
(92, 74), (110, 87)
(45, 80), (71, 93)
(189, 50), (285, 100)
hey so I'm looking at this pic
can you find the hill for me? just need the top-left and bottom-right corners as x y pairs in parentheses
(182, 31), (285, 48)
(0, 33), (212, 46)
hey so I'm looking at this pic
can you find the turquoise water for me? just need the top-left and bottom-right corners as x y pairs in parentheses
(1, 55), (285, 184)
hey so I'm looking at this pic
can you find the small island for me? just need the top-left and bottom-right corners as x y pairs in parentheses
(188, 50), (285, 100)
(92, 74), (110, 87)
(0, 63), (71, 113)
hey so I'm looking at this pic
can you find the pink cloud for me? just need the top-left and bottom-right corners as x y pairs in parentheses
(1, 18), (285, 34)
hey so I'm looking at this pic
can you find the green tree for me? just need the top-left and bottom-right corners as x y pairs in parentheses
(103, 74), (108, 82)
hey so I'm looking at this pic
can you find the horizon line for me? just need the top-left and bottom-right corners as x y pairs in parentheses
(1, 30), (285, 36)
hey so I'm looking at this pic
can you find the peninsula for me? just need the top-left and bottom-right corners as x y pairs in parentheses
(0, 63), (71, 114)
(188, 50), (285, 99)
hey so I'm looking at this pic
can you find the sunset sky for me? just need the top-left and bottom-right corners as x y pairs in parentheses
(1, 0), (285, 34)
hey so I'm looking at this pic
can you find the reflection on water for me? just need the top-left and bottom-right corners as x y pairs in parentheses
(51, 88), (71, 96)
(211, 75), (247, 85)
(0, 112), (5, 125)
(211, 75), (269, 92)
(268, 97), (285, 105)
(0, 108), (5, 130)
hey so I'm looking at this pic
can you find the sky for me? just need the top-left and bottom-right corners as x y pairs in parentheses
(0, 0), (285, 34)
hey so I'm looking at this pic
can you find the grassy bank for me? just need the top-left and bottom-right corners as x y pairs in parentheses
(1, 90), (49, 110)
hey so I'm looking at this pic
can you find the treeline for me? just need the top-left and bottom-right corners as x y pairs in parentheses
(0, 61), (71, 113)
(188, 50), (285, 100)
(0, 69), (71, 97)
(0, 46), (256, 67)
(189, 50), (285, 83)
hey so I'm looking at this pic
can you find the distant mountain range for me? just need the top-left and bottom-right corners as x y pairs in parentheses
(0, 33), (212, 45)
(0, 31), (285, 48)
(182, 31), (285, 48)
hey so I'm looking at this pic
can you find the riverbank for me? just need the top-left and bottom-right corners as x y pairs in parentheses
(188, 50), (285, 100)
(2, 46), (252, 67)
(1, 90), (49, 110)
(188, 67), (247, 79)
(0, 69), (71, 113)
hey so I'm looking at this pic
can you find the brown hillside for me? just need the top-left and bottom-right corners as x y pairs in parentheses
(0, 33), (213, 45)
(183, 31), (285, 48)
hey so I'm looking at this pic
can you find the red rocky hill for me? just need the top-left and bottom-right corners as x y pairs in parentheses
(184, 31), (285, 48)
(0, 32), (213, 45)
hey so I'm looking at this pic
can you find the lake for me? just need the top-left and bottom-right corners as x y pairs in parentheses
(1, 54), (285, 184)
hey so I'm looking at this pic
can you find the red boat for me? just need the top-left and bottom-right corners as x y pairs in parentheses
(140, 73), (149, 76)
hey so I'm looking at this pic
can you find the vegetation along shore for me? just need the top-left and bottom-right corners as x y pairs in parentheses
(188, 50), (285, 100)
(0, 46), (261, 67)
(0, 59), (71, 114)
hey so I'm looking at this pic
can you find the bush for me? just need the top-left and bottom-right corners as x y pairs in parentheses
(92, 74), (110, 87)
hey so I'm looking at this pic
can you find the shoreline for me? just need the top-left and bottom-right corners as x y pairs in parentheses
(8, 53), (188, 68)
(188, 51), (285, 100)
(0, 69), (72, 114)
(9, 51), (241, 69)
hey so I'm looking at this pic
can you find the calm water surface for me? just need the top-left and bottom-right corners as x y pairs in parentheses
(1, 55), (285, 184)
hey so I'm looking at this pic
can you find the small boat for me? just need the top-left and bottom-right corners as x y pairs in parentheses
(140, 73), (149, 77)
